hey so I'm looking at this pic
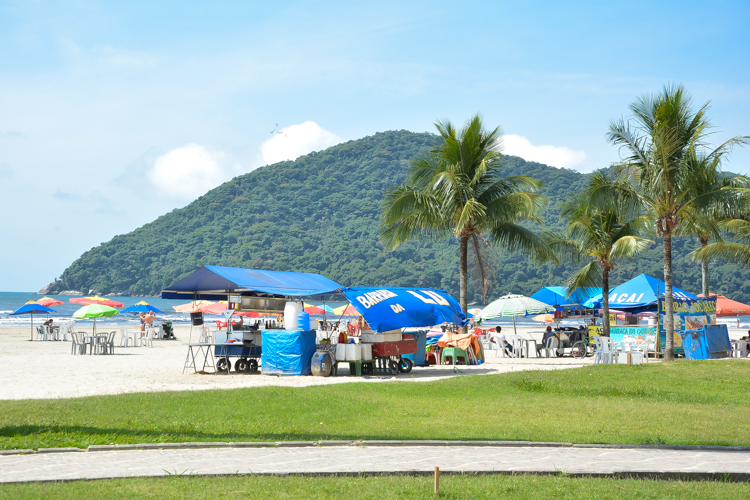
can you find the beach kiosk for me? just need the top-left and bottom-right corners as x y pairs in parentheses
(335, 286), (468, 375)
(162, 265), (345, 375)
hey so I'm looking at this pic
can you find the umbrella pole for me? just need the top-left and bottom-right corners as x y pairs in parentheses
(513, 315), (518, 337)
(30, 312), (33, 341)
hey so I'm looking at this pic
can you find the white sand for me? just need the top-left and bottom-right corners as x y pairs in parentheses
(0, 324), (600, 400)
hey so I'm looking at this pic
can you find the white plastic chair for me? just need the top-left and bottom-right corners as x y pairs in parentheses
(142, 328), (153, 348)
(733, 340), (748, 358)
(70, 332), (87, 355)
(594, 336), (614, 364)
(119, 328), (130, 347)
(540, 337), (559, 358)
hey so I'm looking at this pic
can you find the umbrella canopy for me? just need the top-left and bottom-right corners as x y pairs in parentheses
(201, 302), (258, 317)
(172, 300), (216, 313)
(303, 305), (327, 315)
(477, 294), (555, 320)
(69, 295), (124, 308)
(711, 295), (750, 317)
(35, 296), (64, 307)
(530, 287), (599, 308)
(120, 304), (165, 315)
(532, 313), (554, 323)
(72, 304), (118, 335)
(333, 304), (362, 316)
(10, 303), (56, 340)
(477, 294), (555, 337)
(135, 300), (150, 305)
(468, 308), (483, 316)
(73, 304), (119, 319)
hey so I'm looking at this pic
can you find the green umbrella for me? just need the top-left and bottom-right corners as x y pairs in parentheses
(476, 294), (555, 336)
(72, 304), (119, 336)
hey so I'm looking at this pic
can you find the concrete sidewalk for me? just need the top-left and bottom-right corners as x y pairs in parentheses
(1, 442), (749, 483)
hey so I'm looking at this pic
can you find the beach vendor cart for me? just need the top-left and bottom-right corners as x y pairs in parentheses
(162, 265), (345, 375)
(334, 287), (469, 376)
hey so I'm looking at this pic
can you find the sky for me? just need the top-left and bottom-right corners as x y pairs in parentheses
(1, 0), (749, 292)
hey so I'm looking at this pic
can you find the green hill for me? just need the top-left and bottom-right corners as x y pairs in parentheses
(51, 130), (750, 304)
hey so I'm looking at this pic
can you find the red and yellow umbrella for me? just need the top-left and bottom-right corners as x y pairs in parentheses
(69, 295), (124, 308)
(36, 297), (64, 307)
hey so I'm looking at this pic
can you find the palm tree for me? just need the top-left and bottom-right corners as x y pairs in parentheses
(678, 151), (750, 296)
(601, 83), (749, 360)
(691, 218), (750, 268)
(380, 114), (554, 332)
(548, 171), (653, 338)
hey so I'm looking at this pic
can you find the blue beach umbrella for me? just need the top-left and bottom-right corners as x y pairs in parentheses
(120, 304), (165, 315)
(10, 303), (56, 341)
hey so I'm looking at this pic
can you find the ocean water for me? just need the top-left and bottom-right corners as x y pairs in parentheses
(0, 292), (349, 327)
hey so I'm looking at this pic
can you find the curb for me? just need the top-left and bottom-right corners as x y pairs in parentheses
(4, 440), (748, 454)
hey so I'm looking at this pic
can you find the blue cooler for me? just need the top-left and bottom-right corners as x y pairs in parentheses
(297, 312), (310, 331)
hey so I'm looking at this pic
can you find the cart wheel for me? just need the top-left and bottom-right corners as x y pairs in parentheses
(572, 341), (587, 359)
(361, 362), (373, 375)
(235, 358), (248, 372)
(216, 358), (230, 372)
(398, 358), (413, 373)
(248, 359), (259, 372)
(388, 359), (399, 376)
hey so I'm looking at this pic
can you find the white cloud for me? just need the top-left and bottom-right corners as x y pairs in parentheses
(147, 144), (239, 201)
(500, 134), (588, 169)
(261, 121), (343, 165)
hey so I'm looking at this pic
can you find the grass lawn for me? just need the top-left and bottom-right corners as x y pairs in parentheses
(1, 361), (748, 450)
(1, 474), (748, 499)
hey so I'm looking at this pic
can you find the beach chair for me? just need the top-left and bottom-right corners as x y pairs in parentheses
(70, 332), (86, 355)
(142, 328), (153, 348)
(732, 340), (748, 358)
(540, 337), (558, 358)
(593, 337), (614, 364)
(101, 331), (116, 354)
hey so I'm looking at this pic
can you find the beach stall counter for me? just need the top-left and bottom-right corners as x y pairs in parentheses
(162, 265), (345, 375)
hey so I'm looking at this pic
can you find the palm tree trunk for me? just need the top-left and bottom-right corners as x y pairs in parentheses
(699, 237), (709, 297)
(602, 267), (610, 337)
(459, 234), (469, 334)
(663, 230), (675, 361)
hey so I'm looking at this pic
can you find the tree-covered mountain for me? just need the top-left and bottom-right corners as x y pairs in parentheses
(51, 130), (750, 303)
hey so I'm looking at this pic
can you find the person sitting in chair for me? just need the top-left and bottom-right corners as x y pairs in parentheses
(490, 326), (513, 355)
(538, 326), (559, 356)
(43, 319), (54, 329)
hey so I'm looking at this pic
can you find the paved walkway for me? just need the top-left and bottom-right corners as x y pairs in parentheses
(1, 443), (749, 483)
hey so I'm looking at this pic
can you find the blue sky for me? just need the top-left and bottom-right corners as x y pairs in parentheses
(1, 1), (749, 291)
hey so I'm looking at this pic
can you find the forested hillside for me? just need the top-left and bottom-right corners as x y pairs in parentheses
(52, 130), (750, 303)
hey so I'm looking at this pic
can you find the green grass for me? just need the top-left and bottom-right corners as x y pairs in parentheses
(1, 361), (748, 450)
(1, 474), (748, 499)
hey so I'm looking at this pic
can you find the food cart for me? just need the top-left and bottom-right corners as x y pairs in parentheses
(336, 287), (468, 376)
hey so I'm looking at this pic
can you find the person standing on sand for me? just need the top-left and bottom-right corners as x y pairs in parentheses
(139, 312), (146, 333)
(737, 314), (741, 328)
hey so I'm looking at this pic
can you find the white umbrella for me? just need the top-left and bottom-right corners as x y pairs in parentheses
(476, 294), (555, 336)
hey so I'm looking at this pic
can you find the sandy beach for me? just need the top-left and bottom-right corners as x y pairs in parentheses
(0, 324), (608, 400)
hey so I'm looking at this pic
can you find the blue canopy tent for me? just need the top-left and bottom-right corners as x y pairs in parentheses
(341, 287), (468, 333)
(10, 303), (56, 340)
(530, 287), (599, 308)
(120, 304), (165, 314)
(583, 274), (695, 310)
(161, 265), (344, 300)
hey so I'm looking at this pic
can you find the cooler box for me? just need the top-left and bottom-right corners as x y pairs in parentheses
(369, 339), (417, 357)
(261, 330), (317, 375)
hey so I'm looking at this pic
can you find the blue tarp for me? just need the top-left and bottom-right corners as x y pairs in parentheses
(162, 265), (344, 300)
(680, 325), (731, 360)
(260, 330), (317, 375)
(341, 287), (468, 333)
(10, 304), (55, 315)
(583, 274), (695, 309)
(530, 287), (599, 308)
